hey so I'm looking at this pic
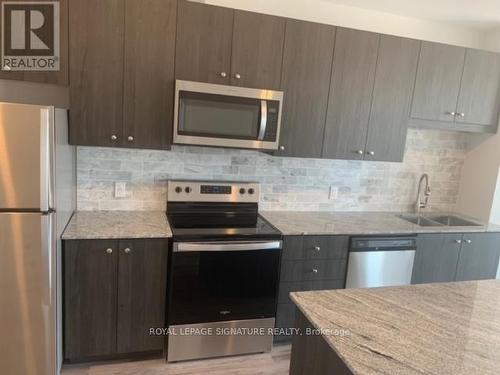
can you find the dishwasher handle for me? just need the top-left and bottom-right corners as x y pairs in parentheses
(350, 237), (417, 252)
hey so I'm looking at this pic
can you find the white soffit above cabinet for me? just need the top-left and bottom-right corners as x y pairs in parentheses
(324, 0), (500, 30)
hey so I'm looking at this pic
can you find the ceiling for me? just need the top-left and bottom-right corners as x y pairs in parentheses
(323, 0), (500, 30)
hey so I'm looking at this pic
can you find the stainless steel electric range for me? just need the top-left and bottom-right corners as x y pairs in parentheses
(165, 180), (282, 362)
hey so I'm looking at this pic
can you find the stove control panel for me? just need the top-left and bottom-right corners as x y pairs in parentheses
(167, 180), (260, 203)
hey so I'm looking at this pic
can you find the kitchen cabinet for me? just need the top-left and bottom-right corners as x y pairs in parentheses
(412, 234), (462, 284)
(175, 1), (285, 90)
(275, 235), (348, 342)
(364, 35), (420, 162)
(456, 233), (500, 281)
(322, 28), (379, 160)
(277, 20), (336, 158)
(411, 42), (500, 133)
(175, 0), (233, 85)
(412, 232), (500, 284)
(64, 240), (119, 359)
(0, 0), (69, 85)
(64, 239), (168, 361)
(230, 11), (285, 90)
(323, 31), (419, 162)
(69, 0), (176, 149)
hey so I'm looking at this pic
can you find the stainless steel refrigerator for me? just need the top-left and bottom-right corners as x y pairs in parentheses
(0, 102), (75, 375)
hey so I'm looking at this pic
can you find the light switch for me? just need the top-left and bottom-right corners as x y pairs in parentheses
(115, 182), (127, 198)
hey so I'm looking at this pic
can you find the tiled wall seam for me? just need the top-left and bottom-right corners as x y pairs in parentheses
(77, 129), (468, 212)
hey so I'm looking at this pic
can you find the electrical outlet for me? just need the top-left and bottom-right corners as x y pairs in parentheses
(329, 186), (338, 200)
(114, 182), (127, 198)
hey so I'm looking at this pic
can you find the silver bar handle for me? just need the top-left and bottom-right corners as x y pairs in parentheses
(257, 100), (267, 141)
(174, 240), (282, 253)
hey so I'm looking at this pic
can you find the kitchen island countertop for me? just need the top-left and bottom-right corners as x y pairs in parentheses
(290, 280), (500, 374)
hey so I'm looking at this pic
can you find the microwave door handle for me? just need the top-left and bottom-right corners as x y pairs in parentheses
(258, 100), (267, 141)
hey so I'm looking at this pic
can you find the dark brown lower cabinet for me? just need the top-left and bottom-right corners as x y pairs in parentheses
(275, 235), (348, 342)
(64, 239), (168, 362)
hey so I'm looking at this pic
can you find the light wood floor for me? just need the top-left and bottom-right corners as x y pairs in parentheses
(61, 344), (291, 375)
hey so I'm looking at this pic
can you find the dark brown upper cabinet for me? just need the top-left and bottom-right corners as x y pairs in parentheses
(175, 1), (285, 90)
(323, 30), (419, 162)
(455, 49), (500, 130)
(364, 35), (420, 162)
(0, 0), (69, 86)
(411, 42), (500, 133)
(69, 0), (125, 148)
(322, 28), (379, 161)
(175, 0), (233, 85)
(277, 19), (336, 158)
(69, 0), (176, 150)
(230, 11), (285, 90)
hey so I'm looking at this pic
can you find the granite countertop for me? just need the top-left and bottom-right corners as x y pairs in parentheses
(291, 280), (500, 375)
(261, 211), (500, 235)
(62, 211), (172, 240)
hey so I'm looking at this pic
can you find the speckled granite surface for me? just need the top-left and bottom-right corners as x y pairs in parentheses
(291, 280), (500, 375)
(62, 211), (172, 239)
(261, 211), (500, 235)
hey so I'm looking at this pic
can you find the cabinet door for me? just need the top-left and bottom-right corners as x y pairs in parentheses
(364, 36), (420, 162)
(123, 0), (176, 150)
(69, 0), (124, 147)
(411, 42), (465, 122)
(0, 0), (69, 85)
(278, 20), (335, 158)
(412, 234), (462, 284)
(64, 240), (118, 360)
(117, 239), (168, 353)
(455, 49), (500, 129)
(456, 233), (500, 281)
(230, 10), (285, 90)
(322, 28), (379, 160)
(175, 0), (233, 84)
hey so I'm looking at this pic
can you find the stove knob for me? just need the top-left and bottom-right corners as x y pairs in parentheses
(239, 188), (246, 195)
(248, 188), (255, 195)
(185, 187), (192, 194)
(175, 186), (182, 194)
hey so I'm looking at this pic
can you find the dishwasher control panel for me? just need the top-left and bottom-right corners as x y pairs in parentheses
(351, 237), (417, 251)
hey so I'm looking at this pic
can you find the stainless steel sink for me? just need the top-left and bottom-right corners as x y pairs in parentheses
(398, 214), (482, 227)
(426, 215), (482, 227)
(398, 214), (444, 227)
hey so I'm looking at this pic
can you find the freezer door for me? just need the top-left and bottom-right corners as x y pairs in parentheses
(0, 102), (54, 211)
(0, 212), (57, 375)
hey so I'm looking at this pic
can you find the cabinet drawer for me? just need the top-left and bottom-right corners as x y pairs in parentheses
(282, 235), (348, 260)
(280, 259), (347, 282)
(278, 280), (344, 304)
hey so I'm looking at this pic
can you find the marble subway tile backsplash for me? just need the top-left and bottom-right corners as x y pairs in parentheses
(77, 129), (468, 212)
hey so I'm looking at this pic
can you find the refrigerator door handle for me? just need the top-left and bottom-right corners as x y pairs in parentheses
(39, 108), (55, 212)
(40, 214), (55, 305)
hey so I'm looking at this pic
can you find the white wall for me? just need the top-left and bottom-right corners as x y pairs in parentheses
(199, 0), (487, 49)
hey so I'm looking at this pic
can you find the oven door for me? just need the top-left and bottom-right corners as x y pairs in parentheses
(173, 80), (283, 150)
(168, 240), (282, 325)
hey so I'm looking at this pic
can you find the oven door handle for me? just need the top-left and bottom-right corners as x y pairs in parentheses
(257, 100), (267, 141)
(174, 240), (282, 252)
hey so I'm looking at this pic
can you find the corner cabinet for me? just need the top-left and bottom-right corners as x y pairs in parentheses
(412, 232), (500, 284)
(69, 0), (176, 149)
(175, 0), (285, 90)
(410, 42), (500, 133)
(322, 30), (420, 162)
(64, 239), (168, 362)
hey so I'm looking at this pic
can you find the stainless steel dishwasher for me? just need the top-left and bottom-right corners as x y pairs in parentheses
(345, 237), (416, 288)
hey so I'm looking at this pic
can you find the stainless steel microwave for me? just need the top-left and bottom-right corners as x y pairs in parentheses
(173, 80), (283, 150)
